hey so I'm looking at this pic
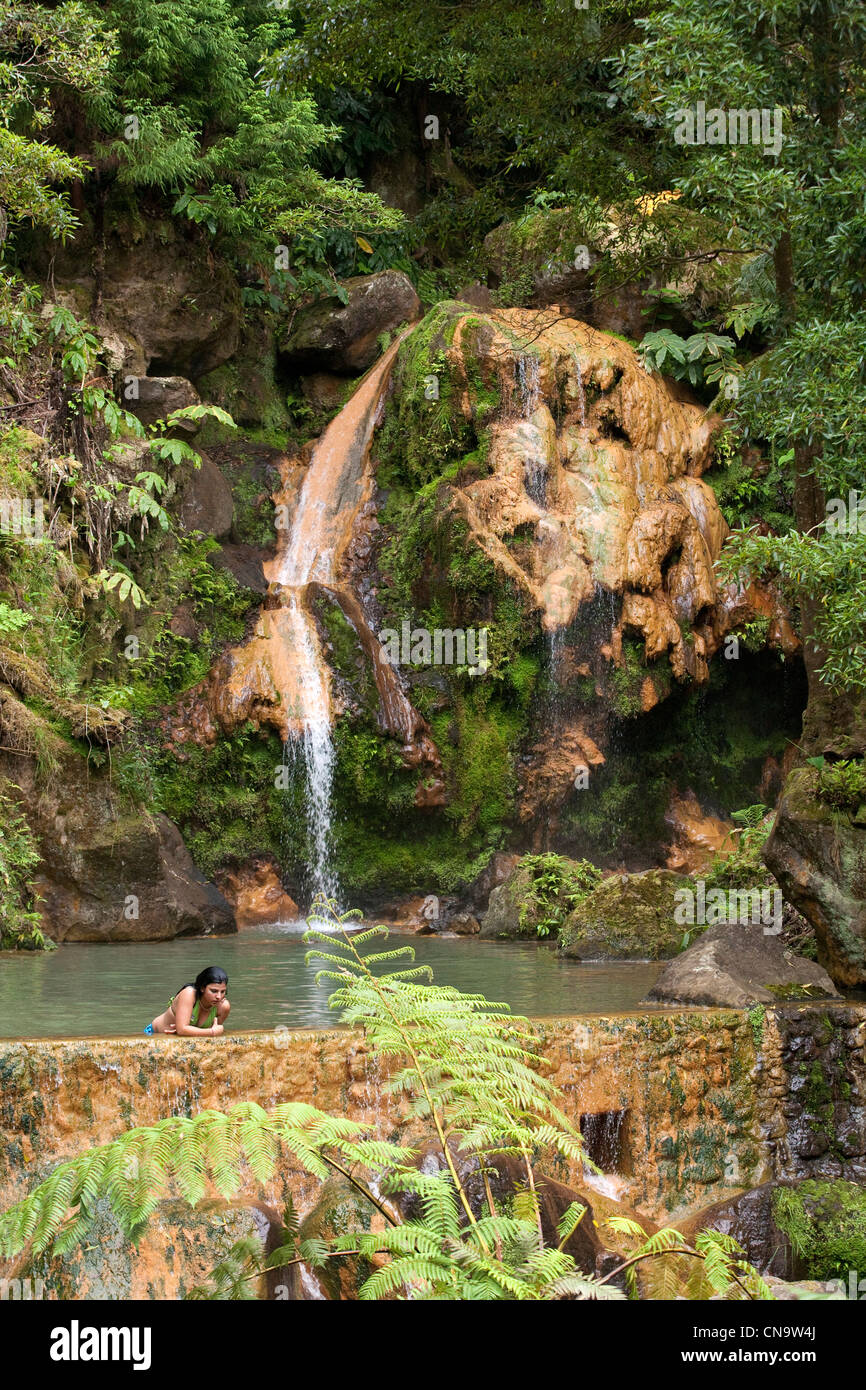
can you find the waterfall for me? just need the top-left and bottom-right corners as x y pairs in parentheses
(279, 603), (338, 901)
(573, 353), (586, 427)
(523, 454), (548, 507)
(547, 625), (565, 694)
(516, 353), (541, 415)
(268, 335), (411, 905)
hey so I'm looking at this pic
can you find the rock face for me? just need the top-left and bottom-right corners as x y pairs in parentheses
(646, 922), (838, 1007)
(48, 224), (242, 377)
(4, 761), (235, 941)
(279, 271), (421, 373)
(0, 1013), (781, 1227)
(665, 790), (733, 873)
(178, 449), (235, 539)
(679, 1182), (798, 1278)
(220, 859), (299, 928)
(765, 766), (866, 988)
(758, 1004), (866, 1181)
(125, 375), (201, 430)
(17, 1198), (288, 1300)
(559, 869), (692, 960)
(413, 306), (792, 686)
(682, 1179), (866, 1284)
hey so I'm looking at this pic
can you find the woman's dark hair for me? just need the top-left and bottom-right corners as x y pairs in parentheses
(191, 966), (228, 997)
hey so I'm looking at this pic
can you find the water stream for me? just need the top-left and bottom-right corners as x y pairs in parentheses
(266, 336), (412, 901)
(516, 352), (541, 415)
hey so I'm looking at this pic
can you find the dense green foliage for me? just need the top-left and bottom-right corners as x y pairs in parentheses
(618, 0), (866, 691)
(516, 854), (602, 939)
(0, 779), (49, 948)
(774, 1180), (866, 1281)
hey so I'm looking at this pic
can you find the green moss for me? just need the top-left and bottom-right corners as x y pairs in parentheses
(747, 1004), (767, 1049)
(774, 1181), (866, 1280)
(152, 724), (295, 880)
(609, 638), (648, 718)
(314, 597), (379, 720)
(559, 649), (807, 865)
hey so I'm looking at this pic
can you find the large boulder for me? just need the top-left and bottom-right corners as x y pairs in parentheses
(124, 375), (201, 431)
(765, 766), (866, 988)
(178, 449), (234, 539)
(559, 869), (691, 960)
(645, 921), (838, 1007)
(278, 271), (420, 373)
(679, 1182), (797, 1278)
(3, 759), (236, 941)
(484, 209), (593, 313)
(220, 858), (299, 928)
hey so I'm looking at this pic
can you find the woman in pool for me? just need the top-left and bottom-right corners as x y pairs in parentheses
(145, 966), (230, 1036)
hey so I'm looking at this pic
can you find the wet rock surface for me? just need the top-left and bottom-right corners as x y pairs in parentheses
(681, 1177), (866, 1284)
(0, 1012), (768, 1224)
(765, 766), (866, 988)
(757, 1005), (866, 1183)
(3, 759), (235, 941)
(219, 858), (299, 928)
(646, 922), (838, 1007)
(559, 869), (692, 960)
(13, 1198), (287, 1300)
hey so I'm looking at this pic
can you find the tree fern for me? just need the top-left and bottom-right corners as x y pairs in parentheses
(0, 1103), (406, 1259)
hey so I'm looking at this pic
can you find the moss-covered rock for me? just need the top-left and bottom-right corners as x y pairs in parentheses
(773, 1179), (866, 1281)
(765, 765), (866, 988)
(22, 1197), (285, 1300)
(559, 868), (692, 960)
(481, 852), (601, 940)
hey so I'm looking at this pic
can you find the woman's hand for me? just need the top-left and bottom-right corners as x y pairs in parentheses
(211, 1022), (224, 1035)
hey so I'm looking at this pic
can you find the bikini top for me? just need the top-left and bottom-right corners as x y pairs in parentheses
(169, 989), (217, 1029)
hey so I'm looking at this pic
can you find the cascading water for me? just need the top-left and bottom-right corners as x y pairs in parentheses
(573, 353), (587, 427)
(516, 352), (541, 415)
(267, 334), (413, 906)
(524, 454), (548, 507)
(279, 605), (339, 901)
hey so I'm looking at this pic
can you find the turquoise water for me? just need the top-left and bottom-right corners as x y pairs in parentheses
(0, 926), (665, 1038)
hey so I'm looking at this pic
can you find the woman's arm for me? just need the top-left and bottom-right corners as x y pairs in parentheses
(172, 987), (223, 1036)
